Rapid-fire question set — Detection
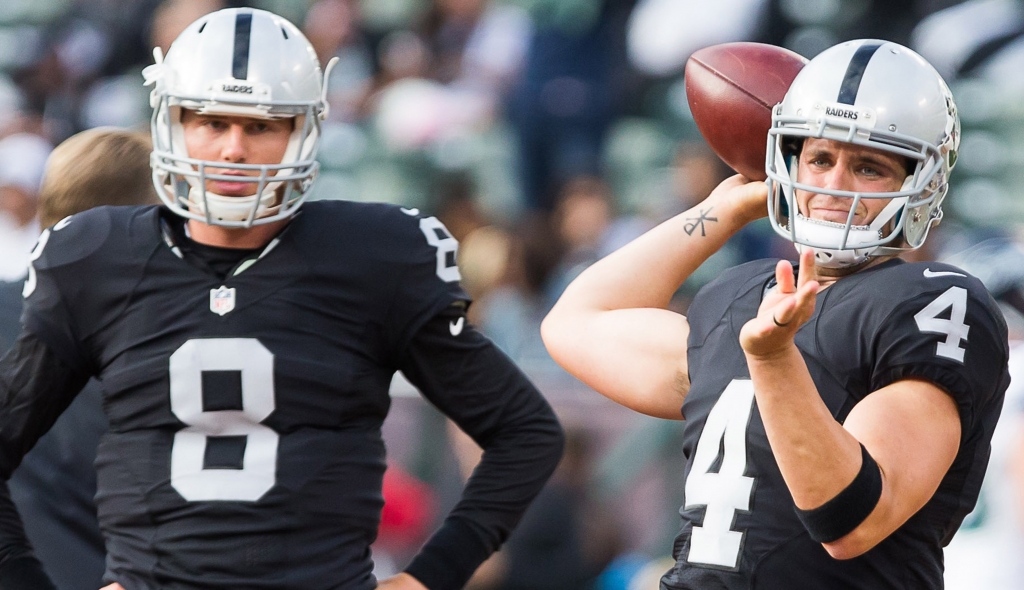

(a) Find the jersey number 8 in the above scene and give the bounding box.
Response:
[169,338,278,502]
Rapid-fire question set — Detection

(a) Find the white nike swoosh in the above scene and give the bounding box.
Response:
[400,207,420,216]
[923,268,966,278]
[53,216,73,231]
[449,317,465,336]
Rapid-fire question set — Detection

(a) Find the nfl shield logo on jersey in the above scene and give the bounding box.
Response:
[209,286,236,316]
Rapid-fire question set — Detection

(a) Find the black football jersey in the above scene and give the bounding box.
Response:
[663,258,1009,590]
[18,202,472,589]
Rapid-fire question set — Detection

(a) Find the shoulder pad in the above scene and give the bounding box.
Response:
[33,205,160,271]
[32,207,114,270]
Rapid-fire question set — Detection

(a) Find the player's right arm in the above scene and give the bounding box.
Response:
[541,175,768,419]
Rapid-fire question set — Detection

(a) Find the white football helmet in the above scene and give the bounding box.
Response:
[765,39,960,268]
[144,8,337,227]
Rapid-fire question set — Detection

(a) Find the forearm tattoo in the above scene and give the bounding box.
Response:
[684,208,718,237]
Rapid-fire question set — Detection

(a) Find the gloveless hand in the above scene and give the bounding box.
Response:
[704,174,770,227]
[739,247,820,359]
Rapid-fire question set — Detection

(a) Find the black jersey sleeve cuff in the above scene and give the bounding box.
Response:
[0,555,56,590]
[403,517,492,590]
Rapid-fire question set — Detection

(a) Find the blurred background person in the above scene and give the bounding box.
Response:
[0,127,159,590]
[0,132,51,280]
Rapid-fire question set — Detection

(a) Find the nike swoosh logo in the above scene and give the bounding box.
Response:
[449,317,465,336]
[53,216,73,231]
[400,207,420,216]
[923,268,966,278]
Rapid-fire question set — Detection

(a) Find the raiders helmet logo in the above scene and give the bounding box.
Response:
[221,84,253,94]
[825,106,858,120]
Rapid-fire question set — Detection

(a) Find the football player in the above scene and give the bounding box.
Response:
[543,40,1008,588]
[0,8,563,590]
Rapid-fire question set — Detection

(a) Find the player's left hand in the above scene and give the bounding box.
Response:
[739,247,820,358]
[376,572,429,589]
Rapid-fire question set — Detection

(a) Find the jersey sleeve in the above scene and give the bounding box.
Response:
[384,211,471,355]
[397,305,564,590]
[869,281,1009,434]
[20,210,114,375]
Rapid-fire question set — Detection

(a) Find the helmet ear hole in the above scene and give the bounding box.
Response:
[782,138,802,160]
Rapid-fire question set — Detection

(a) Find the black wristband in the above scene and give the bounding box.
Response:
[794,443,883,544]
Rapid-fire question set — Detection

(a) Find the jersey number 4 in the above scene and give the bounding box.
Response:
[914,286,969,362]
[169,338,278,502]
[684,379,756,569]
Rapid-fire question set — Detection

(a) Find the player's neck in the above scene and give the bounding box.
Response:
[187,218,290,249]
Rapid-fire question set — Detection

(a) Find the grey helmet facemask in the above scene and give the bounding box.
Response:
[765,39,960,268]
[144,8,338,228]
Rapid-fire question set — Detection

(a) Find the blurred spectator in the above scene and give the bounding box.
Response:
[1,127,158,590]
[149,0,226,54]
[0,132,51,280]
[434,171,488,241]
[547,175,617,296]
[458,224,512,312]
[507,0,633,211]
[912,0,1024,88]
[304,0,375,123]
[371,0,531,155]
[373,463,440,579]
[425,0,532,95]
[755,0,947,57]
[474,212,563,371]
[0,77,25,136]
[626,0,766,76]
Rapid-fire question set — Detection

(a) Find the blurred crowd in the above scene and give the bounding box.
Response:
[0,0,1023,588]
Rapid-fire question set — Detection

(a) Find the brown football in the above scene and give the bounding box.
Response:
[685,42,808,180]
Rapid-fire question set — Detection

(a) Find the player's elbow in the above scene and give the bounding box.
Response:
[540,306,574,365]
[821,527,884,560]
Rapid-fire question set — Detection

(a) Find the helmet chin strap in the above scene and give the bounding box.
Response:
[186,184,279,223]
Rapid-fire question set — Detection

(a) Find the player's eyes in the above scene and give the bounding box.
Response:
[248,123,279,134]
[858,165,886,178]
